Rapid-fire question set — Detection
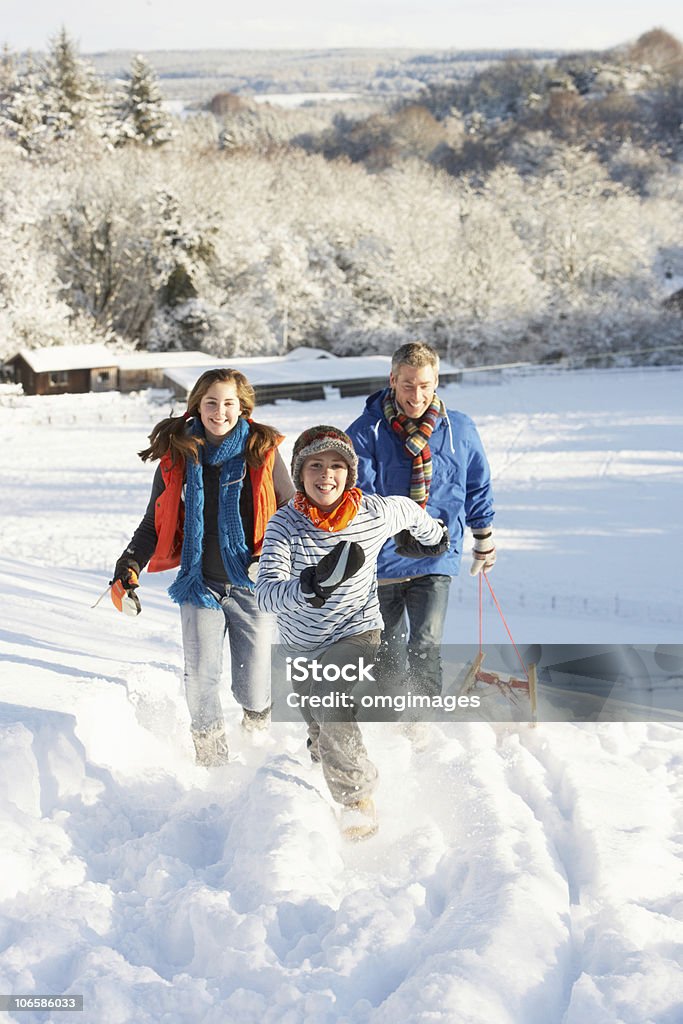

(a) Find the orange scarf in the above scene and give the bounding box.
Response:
[293,487,362,532]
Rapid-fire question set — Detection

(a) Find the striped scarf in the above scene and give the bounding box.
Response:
[168,417,251,609]
[382,390,444,507]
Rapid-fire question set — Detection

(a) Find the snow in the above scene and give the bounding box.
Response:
[0,365,682,1023]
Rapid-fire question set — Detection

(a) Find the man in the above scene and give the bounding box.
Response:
[346,341,495,701]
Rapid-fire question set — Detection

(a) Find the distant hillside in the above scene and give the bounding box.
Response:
[3,30,681,367]
[84,47,566,105]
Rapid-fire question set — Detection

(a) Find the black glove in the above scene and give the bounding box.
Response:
[111,553,141,590]
[300,541,366,607]
[110,553,142,615]
[393,522,450,559]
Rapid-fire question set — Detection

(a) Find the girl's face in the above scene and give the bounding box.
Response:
[301,452,349,510]
[198,381,241,444]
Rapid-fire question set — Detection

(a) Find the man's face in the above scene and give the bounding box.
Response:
[390,363,438,419]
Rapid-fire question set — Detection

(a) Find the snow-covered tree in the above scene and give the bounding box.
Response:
[0,52,48,153]
[42,27,108,143]
[0,151,103,358]
[1,87,680,366]
[114,55,174,147]
[41,151,218,349]
[0,44,15,98]
[146,298,220,352]
[498,149,651,298]
[44,160,165,340]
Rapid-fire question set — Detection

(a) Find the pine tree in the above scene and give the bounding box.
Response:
[0,43,15,100]
[0,51,48,153]
[115,55,174,146]
[42,27,108,141]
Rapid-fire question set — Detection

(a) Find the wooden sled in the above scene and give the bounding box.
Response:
[457,651,538,725]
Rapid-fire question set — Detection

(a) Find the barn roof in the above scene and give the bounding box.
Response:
[15,345,118,373]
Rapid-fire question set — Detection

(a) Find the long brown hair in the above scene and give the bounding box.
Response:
[139,368,282,467]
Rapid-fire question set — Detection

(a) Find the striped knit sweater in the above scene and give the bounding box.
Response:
[255,493,443,654]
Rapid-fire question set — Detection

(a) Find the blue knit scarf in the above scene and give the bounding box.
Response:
[168,417,252,609]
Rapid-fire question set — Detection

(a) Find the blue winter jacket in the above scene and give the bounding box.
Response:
[347,389,494,578]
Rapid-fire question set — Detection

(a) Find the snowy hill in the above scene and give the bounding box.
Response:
[0,367,682,1022]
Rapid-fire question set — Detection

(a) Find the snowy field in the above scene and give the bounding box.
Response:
[0,366,682,1023]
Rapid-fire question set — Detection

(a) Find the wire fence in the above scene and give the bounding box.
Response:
[455,344,683,384]
[452,580,683,627]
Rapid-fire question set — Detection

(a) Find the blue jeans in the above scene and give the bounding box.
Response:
[179,582,275,732]
[376,574,451,699]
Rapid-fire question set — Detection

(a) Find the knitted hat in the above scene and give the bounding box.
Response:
[291,425,358,491]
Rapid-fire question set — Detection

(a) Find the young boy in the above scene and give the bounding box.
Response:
[255,425,448,840]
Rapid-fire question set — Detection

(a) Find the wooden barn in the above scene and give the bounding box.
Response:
[4,345,119,397]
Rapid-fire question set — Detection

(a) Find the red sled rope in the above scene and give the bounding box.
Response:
[459,571,538,723]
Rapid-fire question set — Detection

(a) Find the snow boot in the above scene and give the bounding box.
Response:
[340,797,378,842]
[241,705,272,733]
[192,722,230,766]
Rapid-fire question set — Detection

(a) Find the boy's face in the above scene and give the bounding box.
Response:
[301,452,349,510]
[390,363,438,419]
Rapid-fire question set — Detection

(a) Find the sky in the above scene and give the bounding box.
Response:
[4,0,683,54]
